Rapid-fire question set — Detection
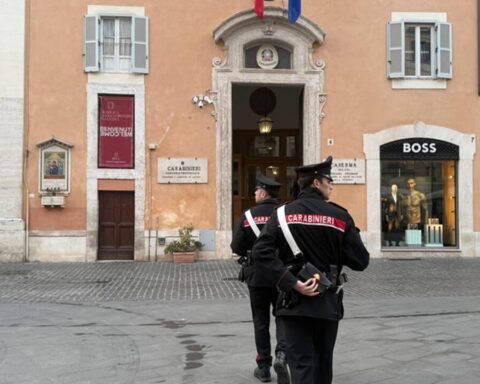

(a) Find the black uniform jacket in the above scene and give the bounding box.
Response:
[252,188,370,320]
[231,198,278,287]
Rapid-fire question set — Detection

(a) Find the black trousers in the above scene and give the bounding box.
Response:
[248,286,287,367]
[282,316,339,384]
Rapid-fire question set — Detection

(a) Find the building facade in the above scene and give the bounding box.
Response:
[0,0,26,261]
[5,0,480,261]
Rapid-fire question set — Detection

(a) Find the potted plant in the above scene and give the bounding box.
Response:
[164,225,203,263]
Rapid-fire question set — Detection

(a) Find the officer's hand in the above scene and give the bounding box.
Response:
[294,278,320,297]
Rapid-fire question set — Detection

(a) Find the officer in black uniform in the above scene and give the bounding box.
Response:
[252,157,369,384]
[231,174,289,384]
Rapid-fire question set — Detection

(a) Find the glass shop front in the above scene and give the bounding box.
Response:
[380,138,458,249]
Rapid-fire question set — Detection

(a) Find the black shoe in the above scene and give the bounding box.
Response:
[273,352,290,384]
[254,366,271,382]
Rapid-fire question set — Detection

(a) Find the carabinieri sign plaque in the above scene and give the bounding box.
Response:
[157,158,208,184]
[330,159,365,184]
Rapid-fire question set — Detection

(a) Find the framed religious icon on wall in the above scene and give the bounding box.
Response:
[37,137,73,193]
[256,44,279,69]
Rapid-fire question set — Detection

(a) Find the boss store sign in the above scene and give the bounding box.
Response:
[380,138,459,160]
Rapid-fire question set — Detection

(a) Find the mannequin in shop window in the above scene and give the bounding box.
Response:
[382,184,402,246]
[402,178,428,229]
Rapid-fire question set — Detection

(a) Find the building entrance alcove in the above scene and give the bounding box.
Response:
[212,7,326,257]
[232,84,303,226]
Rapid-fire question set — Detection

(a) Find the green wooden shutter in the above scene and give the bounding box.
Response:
[84,15,99,72]
[436,22,452,79]
[387,22,404,78]
[132,16,149,74]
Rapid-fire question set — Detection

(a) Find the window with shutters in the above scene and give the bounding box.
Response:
[387,13,451,88]
[83,15,149,74]
[101,18,132,72]
[404,24,434,77]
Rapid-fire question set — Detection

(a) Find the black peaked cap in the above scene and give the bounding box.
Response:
[256,174,282,192]
[295,156,333,180]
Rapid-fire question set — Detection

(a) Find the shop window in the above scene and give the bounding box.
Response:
[380,139,458,248]
[387,17,451,80]
[84,15,149,73]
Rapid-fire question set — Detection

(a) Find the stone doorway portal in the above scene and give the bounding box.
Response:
[212,8,326,257]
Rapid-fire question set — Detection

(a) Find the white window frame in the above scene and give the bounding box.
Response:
[404,23,435,78]
[100,17,132,73]
[389,12,449,90]
[84,5,148,75]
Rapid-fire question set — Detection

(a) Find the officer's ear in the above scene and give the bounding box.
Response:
[312,178,322,189]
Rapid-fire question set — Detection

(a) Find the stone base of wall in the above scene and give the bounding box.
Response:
[12,229,480,262]
[28,232,86,262]
[475,232,480,257]
[369,231,480,258]
[0,219,25,262]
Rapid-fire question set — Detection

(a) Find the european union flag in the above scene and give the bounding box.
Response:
[288,0,301,23]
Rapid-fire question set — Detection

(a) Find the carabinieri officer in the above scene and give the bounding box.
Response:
[231,174,290,384]
[252,157,369,384]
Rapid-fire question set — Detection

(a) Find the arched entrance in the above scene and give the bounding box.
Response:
[212,7,327,256]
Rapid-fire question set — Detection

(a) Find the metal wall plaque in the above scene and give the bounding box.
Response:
[157,158,208,184]
[330,159,365,184]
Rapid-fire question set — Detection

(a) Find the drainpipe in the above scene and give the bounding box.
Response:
[23,0,30,262]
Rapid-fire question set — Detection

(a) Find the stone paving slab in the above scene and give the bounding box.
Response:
[1,258,480,303]
[1,296,479,384]
[1,258,480,383]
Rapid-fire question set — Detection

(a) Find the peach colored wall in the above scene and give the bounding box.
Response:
[27,0,479,232]
[145,0,224,229]
[306,0,479,229]
[27,0,88,230]
[98,179,135,191]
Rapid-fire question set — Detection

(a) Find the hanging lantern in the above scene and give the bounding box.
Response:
[250,87,276,134]
[258,116,273,134]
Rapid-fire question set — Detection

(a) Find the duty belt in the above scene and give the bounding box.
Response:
[290,262,348,295]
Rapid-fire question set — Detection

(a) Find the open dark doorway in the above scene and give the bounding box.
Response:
[232,84,304,227]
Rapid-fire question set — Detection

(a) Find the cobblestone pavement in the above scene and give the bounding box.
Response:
[0,258,479,303]
[0,258,479,384]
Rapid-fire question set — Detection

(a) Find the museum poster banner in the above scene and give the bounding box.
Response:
[98,95,134,168]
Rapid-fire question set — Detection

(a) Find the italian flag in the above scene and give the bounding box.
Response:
[254,0,264,20]
[288,0,301,23]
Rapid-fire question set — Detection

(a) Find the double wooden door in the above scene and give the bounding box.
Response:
[232,130,302,226]
[98,191,134,260]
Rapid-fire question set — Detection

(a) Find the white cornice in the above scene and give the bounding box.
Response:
[213,7,325,45]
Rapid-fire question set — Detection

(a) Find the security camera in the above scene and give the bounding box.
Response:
[198,101,204,108]
[192,96,199,104]
[204,95,212,104]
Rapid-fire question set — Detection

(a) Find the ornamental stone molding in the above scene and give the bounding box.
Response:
[213,7,325,46]
[86,83,146,262]
[364,122,477,258]
[211,7,327,257]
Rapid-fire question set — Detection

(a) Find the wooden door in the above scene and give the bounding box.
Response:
[98,191,134,260]
[232,130,302,226]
